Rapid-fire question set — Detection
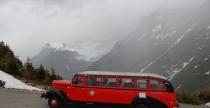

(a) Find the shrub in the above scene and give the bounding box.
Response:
[177,89,201,105]
[199,86,210,103]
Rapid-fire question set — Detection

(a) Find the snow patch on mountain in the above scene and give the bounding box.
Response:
[69,42,110,61]
[43,42,110,61]
[153,24,162,35]
[169,56,195,81]
[197,47,202,50]
[176,34,185,44]
[44,42,75,52]
[176,84,182,90]
[141,24,196,72]
[203,57,209,62]
[0,70,42,91]
[152,24,177,40]
[44,42,66,50]
[175,24,196,44]
[194,65,198,69]
[152,24,169,39]
[137,31,146,41]
[205,71,210,75]
[206,102,210,107]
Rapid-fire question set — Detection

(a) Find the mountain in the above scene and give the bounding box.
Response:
[0,41,62,86]
[31,42,93,79]
[89,1,210,91]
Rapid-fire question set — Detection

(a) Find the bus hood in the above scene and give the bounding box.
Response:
[52,80,71,86]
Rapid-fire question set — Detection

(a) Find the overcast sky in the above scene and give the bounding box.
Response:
[0,0,205,61]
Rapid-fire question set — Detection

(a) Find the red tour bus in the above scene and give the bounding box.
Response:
[41,71,178,108]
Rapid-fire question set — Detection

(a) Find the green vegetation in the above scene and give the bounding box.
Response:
[177,87,210,105]
[177,90,200,105]
[0,42,23,76]
[23,57,62,85]
[199,86,210,103]
[0,41,62,86]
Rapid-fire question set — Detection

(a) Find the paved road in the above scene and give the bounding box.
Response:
[0,88,208,108]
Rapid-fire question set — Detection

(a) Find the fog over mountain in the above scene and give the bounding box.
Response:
[90,1,210,90]
[0,0,205,61]
[31,42,93,79]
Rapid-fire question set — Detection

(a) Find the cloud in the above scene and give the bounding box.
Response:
[0,0,205,61]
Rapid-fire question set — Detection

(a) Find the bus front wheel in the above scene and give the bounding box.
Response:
[136,104,149,108]
[48,96,63,108]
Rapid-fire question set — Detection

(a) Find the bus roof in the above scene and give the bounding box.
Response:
[77,71,167,80]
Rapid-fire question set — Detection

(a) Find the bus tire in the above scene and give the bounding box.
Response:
[48,96,63,108]
[136,104,149,108]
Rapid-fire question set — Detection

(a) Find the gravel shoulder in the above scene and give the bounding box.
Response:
[0,88,208,108]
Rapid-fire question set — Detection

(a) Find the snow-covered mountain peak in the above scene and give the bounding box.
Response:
[32,42,98,78]
[41,42,110,61]
[43,42,67,50]
[42,42,94,61]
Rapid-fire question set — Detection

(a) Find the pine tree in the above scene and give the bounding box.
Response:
[43,70,51,84]
[34,64,46,81]
[23,57,34,80]
[6,55,23,75]
[50,69,62,80]
[56,74,63,80]
[50,69,57,80]
[0,41,23,76]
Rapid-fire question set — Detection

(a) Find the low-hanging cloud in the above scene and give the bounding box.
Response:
[0,0,205,61]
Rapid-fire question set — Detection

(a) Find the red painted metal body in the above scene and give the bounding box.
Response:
[51,73,177,108]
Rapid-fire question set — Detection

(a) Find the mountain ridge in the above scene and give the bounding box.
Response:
[31,42,93,79]
[89,2,210,91]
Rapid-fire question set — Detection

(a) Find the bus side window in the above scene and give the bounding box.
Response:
[86,77,101,86]
[136,79,148,89]
[150,79,165,90]
[72,76,83,86]
[103,78,118,87]
[120,78,134,88]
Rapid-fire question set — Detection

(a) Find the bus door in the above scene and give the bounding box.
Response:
[70,75,85,101]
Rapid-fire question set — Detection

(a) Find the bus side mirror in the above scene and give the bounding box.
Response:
[72,78,78,85]
[73,80,78,84]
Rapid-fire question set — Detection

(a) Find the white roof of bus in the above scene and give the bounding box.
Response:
[78,71,167,80]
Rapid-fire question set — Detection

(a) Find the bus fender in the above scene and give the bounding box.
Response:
[131,96,152,107]
[131,96,169,108]
[41,88,69,105]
